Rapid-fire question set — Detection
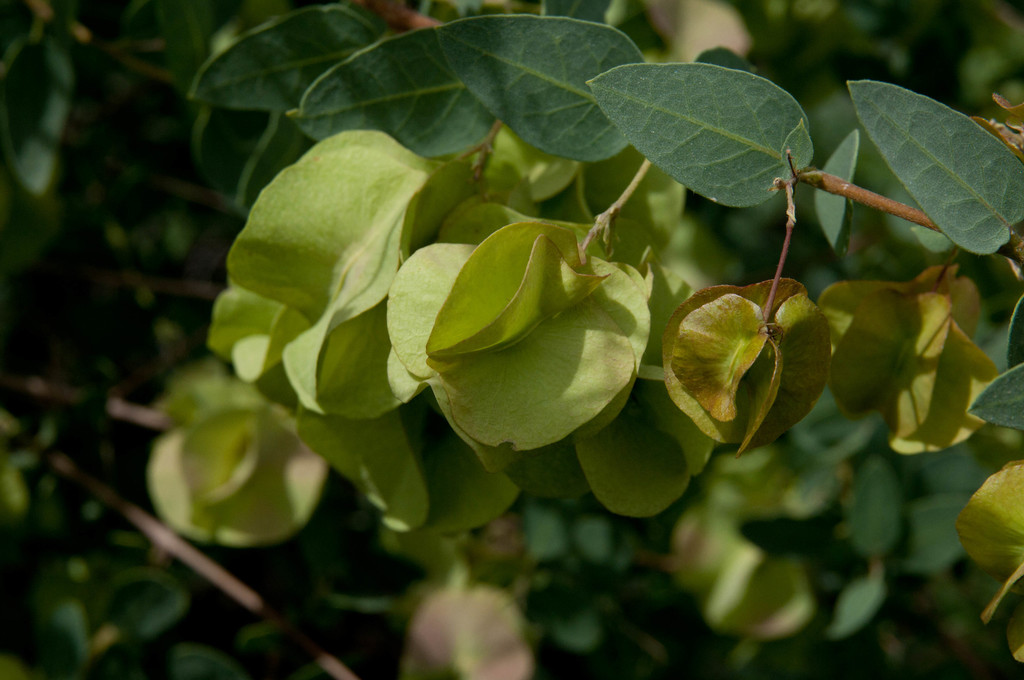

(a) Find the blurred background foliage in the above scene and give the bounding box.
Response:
[0,0,1023,678]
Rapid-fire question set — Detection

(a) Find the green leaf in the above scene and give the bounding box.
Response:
[295,28,494,157]
[155,0,214,93]
[191,4,385,111]
[167,643,252,680]
[297,408,429,532]
[486,126,581,202]
[1009,294,1024,368]
[306,302,400,419]
[191,107,268,201]
[663,280,828,452]
[848,80,1024,254]
[782,119,813,169]
[590,63,811,206]
[236,113,311,209]
[1009,601,1024,662]
[902,493,968,574]
[970,362,1024,431]
[427,223,605,359]
[502,440,591,498]
[847,456,903,558]
[388,243,475,381]
[401,588,533,679]
[814,129,859,256]
[704,553,815,640]
[421,430,519,532]
[575,392,691,517]
[436,15,642,161]
[106,570,190,641]
[542,0,610,22]
[148,406,327,546]
[669,293,767,422]
[228,130,436,320]
[825,571,886,640]
[433,294,636,450]
[208,284,284,360]
[0,38,74,194]
[891,322,995,453]
[828,290,951,436]
[39,600,89,680]
[639,261,692,371]
[957,462,1024,621]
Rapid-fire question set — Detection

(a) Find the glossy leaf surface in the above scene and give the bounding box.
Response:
[849,80,1024,254]
[154,0,212,93]
[437,15,642,161]
[590,63,812,206]
[191,4,385,111]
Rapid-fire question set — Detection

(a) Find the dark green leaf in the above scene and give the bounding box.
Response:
[825,571,886,640]
[106,570,190,641]
[155,0,214,93]
[542,0,610,22]
[969,363,1024,430]
[814,129,859,256]
[192,4,385,111]
[191,107,268,199]
[1009,294,1024,368]
[437,15,642,161]
[590,63,811,206]
[167,643,252,680]
[39,600,89,680]
[0,38,74,194]
[902,493,968,574]
[847,456,902,558]
[849,80,1024,254]
[522,501,569,560]
[296,27,493,157]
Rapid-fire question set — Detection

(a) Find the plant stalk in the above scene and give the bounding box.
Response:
[763,178,796,320]
[44,450,363,680]
[579,159,652,262]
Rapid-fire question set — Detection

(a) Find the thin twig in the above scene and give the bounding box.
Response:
[0,374,173,430]
[763,153,799,319]
[464,119,504,181]
[35,262,225,301]
[797,170,939,232]
[348,0,440,30]
[43,450,363,680]
[579,159,652,262]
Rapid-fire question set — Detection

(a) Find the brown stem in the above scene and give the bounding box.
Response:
[34,262,225,301]
[348,0,440,31]
[763,171,798,320]
[799,169,1024,269]
[797,170,940,232]
[0,374,172,430]
[43,451,362,680]
[579,159,652,261]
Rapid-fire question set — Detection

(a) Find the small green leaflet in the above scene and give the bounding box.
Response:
[191,4,386,111]
[437,15,642,161]
[814,130,859,256]
[849,80,1024,255]
[295,28,494,157]
[0,38,74,195]
[825,570,886,640]
[847,456,902,558]
[970,362,1024,431]
[590,63,812,207]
